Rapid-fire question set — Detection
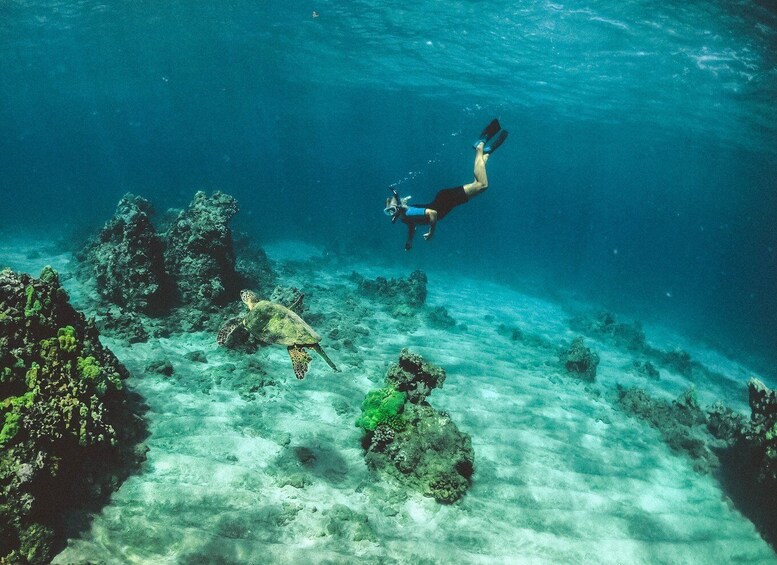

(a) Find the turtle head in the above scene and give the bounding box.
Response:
[240,289,259,310]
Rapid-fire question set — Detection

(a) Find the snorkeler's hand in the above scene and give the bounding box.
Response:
[405,242,412,251]
[423,232,432,241]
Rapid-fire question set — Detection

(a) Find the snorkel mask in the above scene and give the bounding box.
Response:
[385,188,409,223]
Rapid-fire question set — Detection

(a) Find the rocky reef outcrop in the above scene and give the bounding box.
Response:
[357,350,474,504]
[745,378,777,483]
[163,191,240,310]
[614,378,777,549]
[80,194,169,313]
[78,191,276,338]
[352,270,427,312]
[615,386,718,473]
[0,267,146,564]
[560,336,600,382]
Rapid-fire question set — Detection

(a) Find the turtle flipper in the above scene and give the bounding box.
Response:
[310,343,340,373]
[288,345,312,379]
[217,317,243,346]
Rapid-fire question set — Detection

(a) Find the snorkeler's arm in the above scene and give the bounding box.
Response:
[423,209,438,240]
[405,224,416,251]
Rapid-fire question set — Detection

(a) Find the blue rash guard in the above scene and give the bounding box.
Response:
[402,186,469,225]
[402,205,429,225]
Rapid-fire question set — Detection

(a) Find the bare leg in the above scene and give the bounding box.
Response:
[462,142,489,199]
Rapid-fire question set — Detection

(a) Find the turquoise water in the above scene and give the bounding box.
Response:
[2,3,777,562]
[2,1,776,364]
[2,1,775,365]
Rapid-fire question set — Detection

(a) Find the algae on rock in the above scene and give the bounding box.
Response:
[356,349,473,504]
[0,266,146,564]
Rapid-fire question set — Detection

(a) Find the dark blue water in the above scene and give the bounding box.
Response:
[1,1,776,368]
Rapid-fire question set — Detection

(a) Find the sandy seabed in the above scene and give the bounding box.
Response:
[2,237,775,565]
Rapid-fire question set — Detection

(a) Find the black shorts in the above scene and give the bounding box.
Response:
[422,185,468,220]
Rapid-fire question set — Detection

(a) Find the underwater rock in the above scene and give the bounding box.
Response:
[706,401,745,446]
[660,347,693,377]
[163,191,240,310]
[0,267,146,564]
[81,193,170,313]
[560,336,600,381]
[615,386,717,473]
[426,305,456,329]
[352,270,427,309]
[269,285,304,314]
[384,348,446,404]
[569,311,646,351]
[356,350,474,504]
[745,378,777,483]
[184,350,208,363]
[323,504,374,541]
[233,233,276,296]
[497,323,523,341]
[97,306,149,344]
[145,359,174,377]
[632,359,660,380]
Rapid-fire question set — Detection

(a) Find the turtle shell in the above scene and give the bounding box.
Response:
[243,300,320,346]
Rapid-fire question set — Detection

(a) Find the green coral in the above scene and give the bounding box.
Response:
[25,362,40,389]
[0,392,35,447]
[24,285,42,318]
[77,356,102,380]
[57,326,78,352]
[355,387,407,432]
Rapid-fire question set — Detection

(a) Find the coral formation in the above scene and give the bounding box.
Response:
[163,191,240,309]
[426,306,456,329]
[78,192,276,339]
[355,387,407,432]
[615,386,717,473]
[357,350,473,504]
[352,270,427,308]
[560,336,600,381]
[0,267,146,564]
[746,378,777,483]
[569,311,646,351]
[81,194,169,313]
[384,348,446,404]
[568,311,701,380]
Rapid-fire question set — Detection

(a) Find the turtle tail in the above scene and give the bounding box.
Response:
[310,344,340,373]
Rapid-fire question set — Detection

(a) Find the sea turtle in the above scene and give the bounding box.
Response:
[217,289,340,379]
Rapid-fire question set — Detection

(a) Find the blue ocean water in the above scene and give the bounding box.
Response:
[1,0,776,367]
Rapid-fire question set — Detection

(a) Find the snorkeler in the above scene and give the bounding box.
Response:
[384,119,508,251]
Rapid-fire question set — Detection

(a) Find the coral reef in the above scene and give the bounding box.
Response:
[78,192,276,339]
[426,306,456,329]
[615,386,717,473]
[568,311,703,380]
[0,267,146,564]
[352,270,427,309]
[232,233,276,297]
[80,194,169,313]
[384,349,446,404]
[163,191,240,309]
[560,336,599,382]
[357,350,473,504]
[631,359,660,380]
[746,378,777,483]
[569,311,646,351]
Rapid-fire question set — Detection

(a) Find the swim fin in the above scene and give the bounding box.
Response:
[473,118,501,149]
[484,129,508,154]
